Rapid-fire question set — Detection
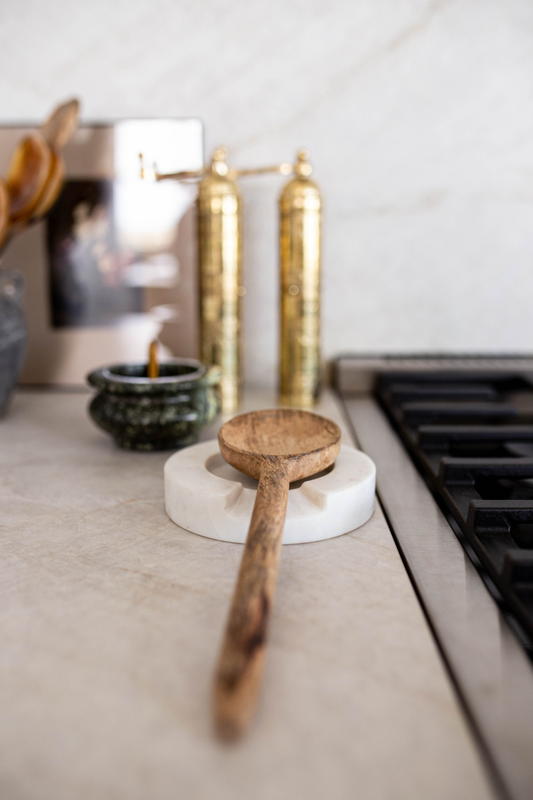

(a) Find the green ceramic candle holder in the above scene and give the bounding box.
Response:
[87,359,220,451]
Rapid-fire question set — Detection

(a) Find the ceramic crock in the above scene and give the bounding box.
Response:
[0,269,27,415]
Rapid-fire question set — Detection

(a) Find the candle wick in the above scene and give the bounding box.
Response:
[148,339,159,379]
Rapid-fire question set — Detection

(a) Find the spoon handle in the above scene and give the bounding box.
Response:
[213,462,290,739]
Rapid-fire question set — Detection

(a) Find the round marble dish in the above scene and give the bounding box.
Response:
[164,441,376,544]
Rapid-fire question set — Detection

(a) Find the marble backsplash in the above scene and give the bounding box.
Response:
[1,0,532,386]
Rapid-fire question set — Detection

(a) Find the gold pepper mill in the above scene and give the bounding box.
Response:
[196,148,242,413]
[279,149,322,407]
[141,148,291,414]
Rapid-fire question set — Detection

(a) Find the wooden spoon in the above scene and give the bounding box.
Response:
[31,151,65,219]
[0,178,10,250]
[40,98,80,152]
[6,132,52,222]
[214,408,341,739]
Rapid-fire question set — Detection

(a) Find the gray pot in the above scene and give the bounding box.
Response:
[0,270,27,415]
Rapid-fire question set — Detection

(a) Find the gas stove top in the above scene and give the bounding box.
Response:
[337,356,533,800]
[378,371,533,650]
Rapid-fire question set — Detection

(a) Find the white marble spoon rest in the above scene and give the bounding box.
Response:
[164,441,376,544]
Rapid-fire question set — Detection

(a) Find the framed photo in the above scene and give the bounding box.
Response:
[0,118,203,385]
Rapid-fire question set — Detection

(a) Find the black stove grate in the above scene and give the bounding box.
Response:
[377,371,533,646]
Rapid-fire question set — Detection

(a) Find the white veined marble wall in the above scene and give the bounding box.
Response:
[1,0,532,386]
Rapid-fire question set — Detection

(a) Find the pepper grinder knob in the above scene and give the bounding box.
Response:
[295,148,313,178]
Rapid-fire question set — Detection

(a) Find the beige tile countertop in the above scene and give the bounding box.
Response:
[0,389,494,800]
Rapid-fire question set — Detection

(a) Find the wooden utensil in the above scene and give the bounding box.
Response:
[0,178,10,250]
[214,408,341,739]
[31,151,65,219]
[40,98,80,152]
[148,339,159,379]
[6,133,52,222]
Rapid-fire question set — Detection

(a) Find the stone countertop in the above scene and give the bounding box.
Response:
[0,389,493,800]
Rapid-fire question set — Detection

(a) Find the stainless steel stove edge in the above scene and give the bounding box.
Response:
[338,386,533,800]
[335,355,533,394]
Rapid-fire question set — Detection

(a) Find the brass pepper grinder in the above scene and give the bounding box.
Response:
[141,148,291,414]
[196,148,242,413]
[279,149,322,407]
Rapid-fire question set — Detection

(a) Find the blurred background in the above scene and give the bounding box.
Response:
[1,0,532,386]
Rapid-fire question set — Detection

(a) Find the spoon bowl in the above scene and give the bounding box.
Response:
[219,408,341,481]
[214,409,341,739]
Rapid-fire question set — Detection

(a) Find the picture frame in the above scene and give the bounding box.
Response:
[0,118,203,385]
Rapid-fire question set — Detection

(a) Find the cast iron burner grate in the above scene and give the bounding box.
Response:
[377,371,533,647]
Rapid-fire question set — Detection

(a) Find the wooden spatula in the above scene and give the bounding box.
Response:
[214,408,341,739]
